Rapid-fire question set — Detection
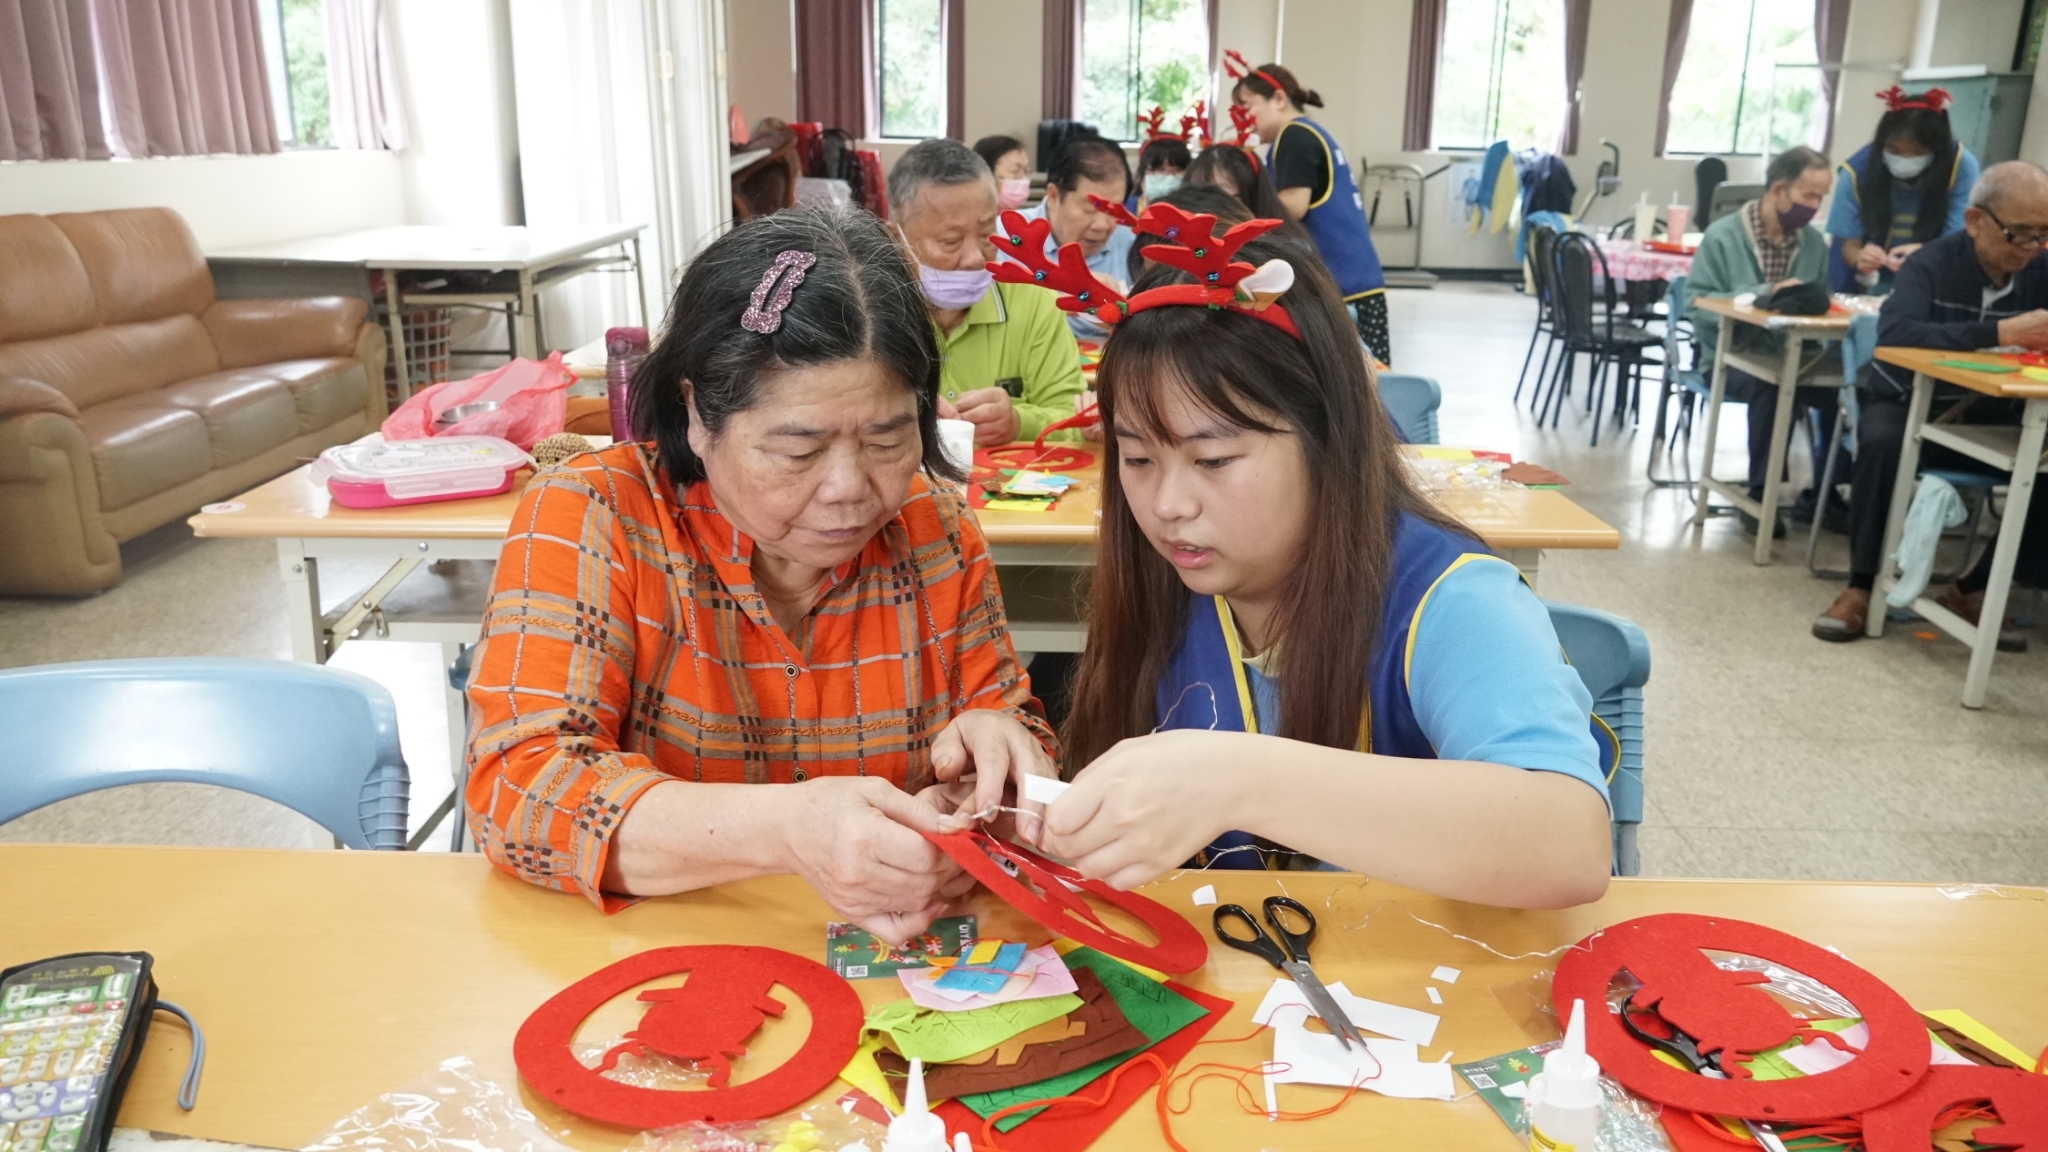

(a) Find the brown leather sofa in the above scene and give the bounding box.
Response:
[0,208,387,596]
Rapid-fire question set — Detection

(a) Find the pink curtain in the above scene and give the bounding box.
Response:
[96,0,280,157]
[1812,0,1851,151]
[327,0,408,150]
[795,0,868,135]
[1555,0,1591,155]
[0,0,110,159]
[1041,0,1077,122]
[1653,0,1694,157]
[1402,0,1446,153]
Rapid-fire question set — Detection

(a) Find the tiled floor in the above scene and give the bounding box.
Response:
[3,281,2043,884]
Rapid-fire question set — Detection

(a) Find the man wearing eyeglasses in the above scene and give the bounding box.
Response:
[1814,161,2048,647]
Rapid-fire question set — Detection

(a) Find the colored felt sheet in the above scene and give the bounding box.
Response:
[900,946,1078,1012]
[932,976,1230,1150]
[955,947,1212,1131]
[875,968,1147,1099]
[863,990,1083,1064]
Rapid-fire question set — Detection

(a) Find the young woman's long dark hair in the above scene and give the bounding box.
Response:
[629,206,961,488]
[1187,145,1293,222]
[1858,108,1957,249]
[1061,238,1462,769]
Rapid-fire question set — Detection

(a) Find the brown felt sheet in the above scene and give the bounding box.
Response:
[876,968,1146,1098]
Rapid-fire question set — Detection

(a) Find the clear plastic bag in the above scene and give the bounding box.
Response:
[626,1101,886,1152]
[300,1056,576,1152]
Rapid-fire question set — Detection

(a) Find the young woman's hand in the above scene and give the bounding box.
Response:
[1885,243,1922,271]
[1850,241,1888,275]
[1039,730,1255,889]
[929,708,1060,845]
[782,776,969,943]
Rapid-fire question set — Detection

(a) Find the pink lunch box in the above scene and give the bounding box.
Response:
[313,436,532,509]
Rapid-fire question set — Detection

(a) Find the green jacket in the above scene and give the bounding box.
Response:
[937,281,1087,442]
[1686,205,1829,373]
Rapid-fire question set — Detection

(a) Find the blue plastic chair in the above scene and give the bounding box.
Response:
[1647,274,1710,486]
[1805,312,1996,579]
[1377,373,1442,445]
[0,658,410,850]
[1543,602,1651,877]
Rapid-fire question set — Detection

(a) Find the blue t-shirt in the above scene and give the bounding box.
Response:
[1014,200,1135,341]
[1242,556,1607,804]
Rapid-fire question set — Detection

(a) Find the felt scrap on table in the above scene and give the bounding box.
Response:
[1426,986,1442,1005]
[982,497,1055,513]
[1266,1006,1456,1099]
[1923,1008,2039,1069]
[932,976,1231,1149]
[1003,470,1074,495]
[1190,884,1217,906]
[1930,359,2020,373]
[954,947,1213,1131]
[1430,965,1461,984]
[1048,938,1167,984]
[875,967,1148,1099]
[1249,977,1441,1046]
[1500,461,1568,487]
[1414,447,1475,462]
[901,945,1076,1012]
[839,1033,902,1113]
[863,989,1083,1064]
[1019,774,1070,805]
[2026,366,2048,383]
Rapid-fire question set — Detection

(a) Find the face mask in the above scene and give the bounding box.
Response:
[1884,150,1933,181]
[1777,201,1818,233]
[918,263,993,310]
[1143,173,1183,200]
[998,178,1031,209]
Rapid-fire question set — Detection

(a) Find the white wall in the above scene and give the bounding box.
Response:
[0,151,406,250]
[391,0,523,228]
[726,0,796,128]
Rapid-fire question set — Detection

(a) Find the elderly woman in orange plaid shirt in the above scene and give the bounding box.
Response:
[464,207,1059,940]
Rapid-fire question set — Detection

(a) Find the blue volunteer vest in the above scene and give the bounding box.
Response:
[1155,513,1615,869]
[1267,118,1385,300]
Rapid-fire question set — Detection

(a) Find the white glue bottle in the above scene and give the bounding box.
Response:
[1525,999,1602,1152]
[883,1058,952,1152]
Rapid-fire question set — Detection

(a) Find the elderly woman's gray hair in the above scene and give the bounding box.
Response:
[885,138,994,220]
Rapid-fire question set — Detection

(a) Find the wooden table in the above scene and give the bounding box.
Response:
[1868,348,2048,708]
[207,225,648,404]
[1688,298,1852,564]
[10,844,2042,1152]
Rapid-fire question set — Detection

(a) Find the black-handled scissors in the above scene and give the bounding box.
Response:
[1213,896,1367,1049]
[1620,1006,1791,1152]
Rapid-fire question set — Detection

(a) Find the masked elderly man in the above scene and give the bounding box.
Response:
[1813,160,2048,648]
[887,138,1086,446]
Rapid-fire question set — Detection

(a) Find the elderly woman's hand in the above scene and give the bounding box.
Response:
[784,776,976,943]
[927,709,1060,846]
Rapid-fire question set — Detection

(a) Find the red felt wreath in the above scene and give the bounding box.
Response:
[974,444,1096,474]
[926,830,1209,974]
[1552,914,1928,1123]
[1862,1064,2048,1152]
[514,945,862,1128]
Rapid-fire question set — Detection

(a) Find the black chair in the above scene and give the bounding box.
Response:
[1515,224,1564,407]
[1694,157,1728,226]
[1538,232,1662,446]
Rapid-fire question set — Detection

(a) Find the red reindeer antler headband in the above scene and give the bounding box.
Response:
[1191,100,1211,149]
[1224,49,1288,98]
[1138,106,1169,140]
[986,203,1299,340]
[1877,85,1951,113]
[1139,104,1207,144]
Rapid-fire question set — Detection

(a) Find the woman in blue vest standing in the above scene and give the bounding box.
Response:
[1230,60,1393,364]
[1019,223,1611,909]
[1825,87,1979,294]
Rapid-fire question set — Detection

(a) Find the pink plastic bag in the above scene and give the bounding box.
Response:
[381,353,573,450]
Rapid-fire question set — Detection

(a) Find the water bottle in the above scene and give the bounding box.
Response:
[605,327,649,444]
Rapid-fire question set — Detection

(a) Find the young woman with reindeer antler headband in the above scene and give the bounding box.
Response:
[1226,51,1392,365]
[989,204,1616,910]
[1826,85,1981,294]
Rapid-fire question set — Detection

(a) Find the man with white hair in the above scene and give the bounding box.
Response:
[1813,160,2048,646]
[887,138,1086,446]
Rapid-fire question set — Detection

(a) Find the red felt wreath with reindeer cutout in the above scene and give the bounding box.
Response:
[1552,914,1928,1123]
[1861,1063,2048,1151]
[514,945,862,1129]
[926,830,1209,974]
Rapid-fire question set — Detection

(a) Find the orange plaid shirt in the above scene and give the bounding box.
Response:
[464,443,1055,909]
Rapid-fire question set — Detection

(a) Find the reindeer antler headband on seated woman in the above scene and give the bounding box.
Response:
[1877,85,1951,113]
[985,201,1300,340]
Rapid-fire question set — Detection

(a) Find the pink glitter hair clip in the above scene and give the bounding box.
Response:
[740,249,818,334]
